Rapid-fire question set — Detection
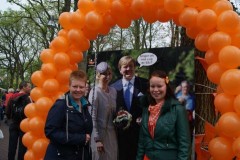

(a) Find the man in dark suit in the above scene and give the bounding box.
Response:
[111,55,148,160]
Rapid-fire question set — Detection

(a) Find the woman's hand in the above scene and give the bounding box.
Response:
[85,134,90,145]
[96,141,104,153]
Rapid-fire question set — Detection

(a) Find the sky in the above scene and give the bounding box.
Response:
[0,0,20,11]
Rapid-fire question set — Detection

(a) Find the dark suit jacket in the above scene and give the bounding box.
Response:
[111,76,148,160]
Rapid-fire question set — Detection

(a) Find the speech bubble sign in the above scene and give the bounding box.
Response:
[137,52,157,67]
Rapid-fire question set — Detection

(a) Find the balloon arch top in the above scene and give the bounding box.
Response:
[20,0,240,159]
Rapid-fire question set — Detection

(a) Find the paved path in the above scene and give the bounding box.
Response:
[0,120,9,160]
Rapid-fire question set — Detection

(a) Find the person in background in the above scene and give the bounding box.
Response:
[44,70,93,160]
[6,81,32,160]
[111,55,148,160]
[136,70,191,160]
[4,88,15,124]
[85,80,91,99]
[88,62,118,160]
[0,90,7,125]
[175,80,195,136]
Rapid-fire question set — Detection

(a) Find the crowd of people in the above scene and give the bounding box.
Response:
[1,55,195,160]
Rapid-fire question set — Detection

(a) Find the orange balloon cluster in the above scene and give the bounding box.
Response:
[21,0,240,159]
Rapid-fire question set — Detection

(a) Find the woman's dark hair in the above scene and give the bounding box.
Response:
[148,70,175,105]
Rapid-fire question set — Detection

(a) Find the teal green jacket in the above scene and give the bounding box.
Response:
[136,96,191,160]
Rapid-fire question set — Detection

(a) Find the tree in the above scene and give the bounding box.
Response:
[0,11,41,88]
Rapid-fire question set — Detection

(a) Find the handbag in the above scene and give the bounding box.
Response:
[0,129,4,139]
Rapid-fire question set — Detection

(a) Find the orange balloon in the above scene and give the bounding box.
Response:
[115,14,131,28]
[85,11,103,31]
[142,9,158,23]
[214,122,227,137]
[98,24,111,36]
[234,95,240,116]
[111,0,125,17]
[218,112,240,138]
[205,50,219,65]
[69,63,78,71]
[53,52,70,69]
[207,63,226,84]
[42,79,60,95]
[58,12,73,29]
[219,45,240,69]
[35,97,53,116]
[217,10,240,34]
[40,49,55,64]
[67,49,83,64]
[41,63,57,78]
[29,117,45,136]
[77,0,94,14]
[208,136,235,160]
[212,0,233,15]
[220,69,240,95]
[31,71,46,87]
[22,132,37,149]
[184,0,199,8]
[102,12,115,27]
[164,0,184,14]
[195,31,212,52]
[50,36,69,52]
[179,7,198,28]
[231,28,240,48]
[142,0,159,23]
[58,29,68,38]
[186,24,201,39]
[30,87,46,102]
[208,32,231,53]
[68,29,90,51]
[198,0,218,10]
[130,0,144,16]
[68,29,86,44]
[233,137,240,158]
[56,68,72,84]
[197,9,217,31]
[70,11,85,29]
[214,93,235,114]
[20,118,30,133]
[32,138,49,158]
[82,26,98,40]
[157,8,173,23]
[51,91,65,102]
[24,149,36,160]
[24,103,38,119]
[59,84,70,93]
[171,14,181,26]
[111,1,131,28]
[216,85,224,94]
[94,0,111,14]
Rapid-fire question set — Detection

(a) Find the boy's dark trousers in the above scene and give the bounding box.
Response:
[8,121,27,160]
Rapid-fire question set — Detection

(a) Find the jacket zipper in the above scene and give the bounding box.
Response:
[66,109,69,142]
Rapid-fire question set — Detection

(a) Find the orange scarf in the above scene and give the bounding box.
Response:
[148,101,164,138]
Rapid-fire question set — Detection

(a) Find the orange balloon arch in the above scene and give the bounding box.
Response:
[21,0,240,159]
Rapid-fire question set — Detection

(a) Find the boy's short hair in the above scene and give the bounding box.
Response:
[69,70,87,85]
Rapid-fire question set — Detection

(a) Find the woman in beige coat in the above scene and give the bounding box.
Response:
[88,62,118,160]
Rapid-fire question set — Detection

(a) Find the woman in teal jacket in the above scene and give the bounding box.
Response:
[136,70,191,160]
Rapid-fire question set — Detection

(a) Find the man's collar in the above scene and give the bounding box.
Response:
[122,76,135,86]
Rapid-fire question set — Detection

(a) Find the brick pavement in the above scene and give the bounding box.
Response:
[0,120,9,160]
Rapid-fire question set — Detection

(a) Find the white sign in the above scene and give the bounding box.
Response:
[137,52,157,67]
